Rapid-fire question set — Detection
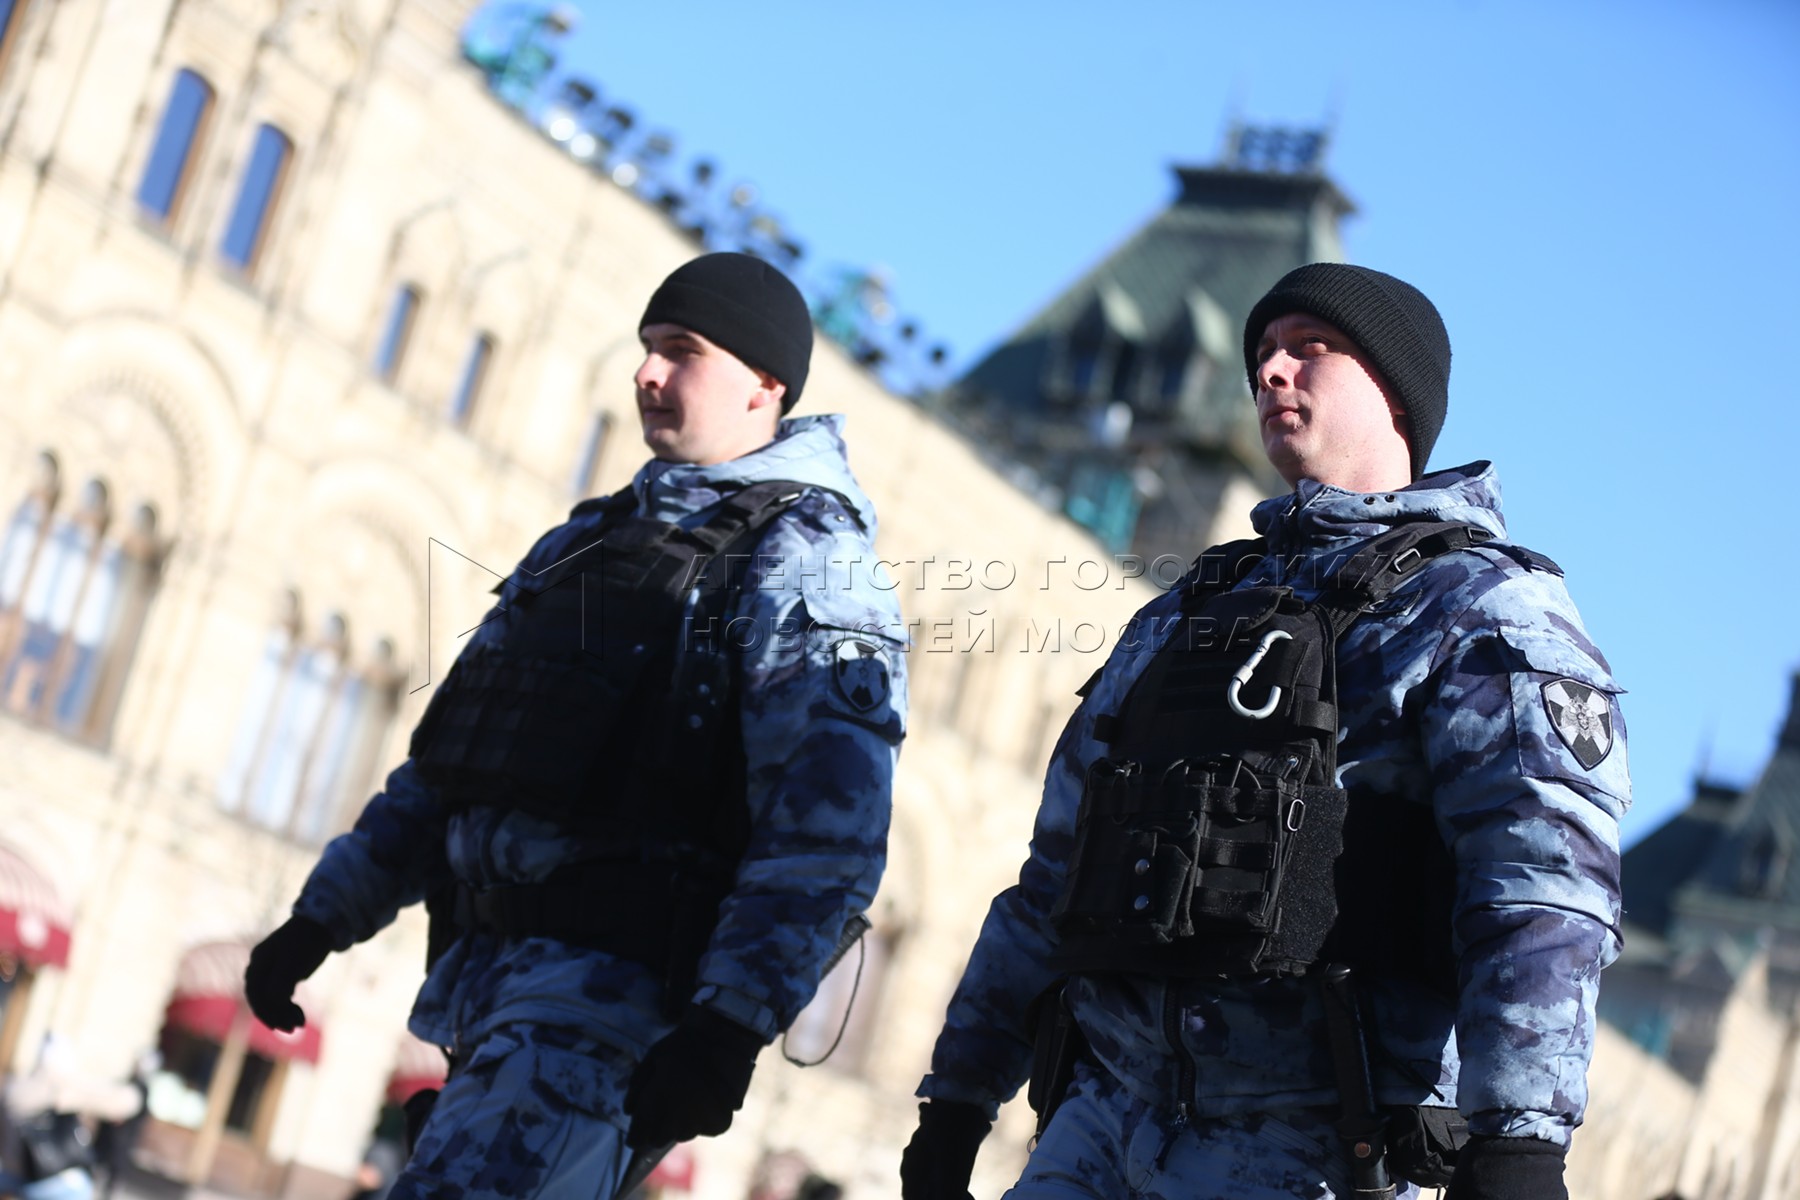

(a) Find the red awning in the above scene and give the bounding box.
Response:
[647,1144,695,1192]
[0,842,73,969]
[386,1033,449,1105]
[164,941,323,1064]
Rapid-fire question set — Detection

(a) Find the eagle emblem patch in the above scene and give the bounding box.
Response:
[1542,678,1614,770]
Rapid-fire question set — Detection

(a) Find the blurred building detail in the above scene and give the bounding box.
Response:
[136,66,216,225]
[934,128,1350,561]
[459,2,577,110]
[142,940,325,1193]
[382,1033,445,1109]
[1569,673,1800,1198]
[456,1,949,401]
[0,2,1147,1198]
[0,842,73,1074]
[0,452,167,743]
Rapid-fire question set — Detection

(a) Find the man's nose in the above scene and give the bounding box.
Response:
[1257,351,1295,394]
[635,355,665,390]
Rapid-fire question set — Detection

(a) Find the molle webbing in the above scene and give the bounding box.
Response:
[407,479,816,824]
[1050,521,1490,986]
[412,479,831,1005]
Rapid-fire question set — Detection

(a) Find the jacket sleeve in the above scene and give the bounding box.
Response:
[915,703,1090,1119]
[1423,563,1627,1147]
[689,500,909,1038]
[914,592,1170,1117]
[291,757,455,949]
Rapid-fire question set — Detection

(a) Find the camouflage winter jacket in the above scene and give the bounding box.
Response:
[918,462,1625,1149]
[294,415,908,1078]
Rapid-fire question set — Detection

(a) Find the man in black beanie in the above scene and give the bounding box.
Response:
[246,253,908,1199]
[635,251,816,463]
[1242,262,1451,486]
[904,263,1624,1200]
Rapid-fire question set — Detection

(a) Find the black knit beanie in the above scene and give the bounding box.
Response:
[640,252,813,412]
[1242,263,1451,479]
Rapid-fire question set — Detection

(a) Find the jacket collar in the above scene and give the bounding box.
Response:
[628,414,877,533]
[1249,460,1508,560]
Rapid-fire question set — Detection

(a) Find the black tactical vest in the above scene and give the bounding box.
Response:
[1050,522,1496,991]
[408,479,818,836]
[408,480,857,1005]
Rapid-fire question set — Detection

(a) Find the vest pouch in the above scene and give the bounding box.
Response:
[410,651,651,809]
[1052,767,1350,978]
[1384,1104,1469,1187]
[1181,781,1292,935]
[1057,814,1203,946]
[1052,760,1205,945]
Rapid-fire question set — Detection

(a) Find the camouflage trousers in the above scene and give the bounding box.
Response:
[388,1023,637,1200]
[1006,1061,1422,1200]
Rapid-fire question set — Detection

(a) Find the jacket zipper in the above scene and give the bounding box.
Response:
[1156,980,1196,1168]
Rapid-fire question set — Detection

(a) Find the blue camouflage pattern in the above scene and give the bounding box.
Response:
[919,462,1625,1169]
[391,1023,632,1200]
[1006,1059,1420,1199]
[293,415,907,1195]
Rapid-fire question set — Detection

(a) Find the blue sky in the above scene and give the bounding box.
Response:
[493,0,1800,846]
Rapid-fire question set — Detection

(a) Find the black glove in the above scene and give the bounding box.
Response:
[1445,1134,1567,1200]
[243,915,333,1032]
[899,1100,992,1200]
[623,1005,764,1149]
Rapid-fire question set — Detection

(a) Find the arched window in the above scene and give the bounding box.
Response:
[1110,341,1140,403]
[218,603,401,842]
[1065,328,1104,397]
[569,411,613,497]
[448,332,495,426]
[1740,828,1789,900]
[220,123,293,272]
[136,68,214,224]
[1051,285,1146,407]
[0,453,163,744]
[371,284,422,383]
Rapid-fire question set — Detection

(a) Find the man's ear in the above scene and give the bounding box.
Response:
[748,370,786,414]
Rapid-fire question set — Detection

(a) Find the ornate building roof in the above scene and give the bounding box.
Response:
[939,127,1354,560]
[1604,674,1800,1082]
[1624,676,1800,943]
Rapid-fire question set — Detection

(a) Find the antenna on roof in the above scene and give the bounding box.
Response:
[1322,81,1345,148]
[1695,718,1716,783]
[1218,79,1248,162]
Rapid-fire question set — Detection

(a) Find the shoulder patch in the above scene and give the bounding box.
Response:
[831,636,892,714]
[1542,677,1614,769]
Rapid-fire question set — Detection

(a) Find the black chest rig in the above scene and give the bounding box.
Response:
[408,479,816,841]
[1049,522,1491,989]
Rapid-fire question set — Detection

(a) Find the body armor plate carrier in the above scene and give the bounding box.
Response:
[1049,522,1493,991]
[407,480,830,1002]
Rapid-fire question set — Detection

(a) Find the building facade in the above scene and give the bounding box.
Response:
[936,128,1352,563]
[0,2,1153,1197]
[1567,675,1800,1199]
